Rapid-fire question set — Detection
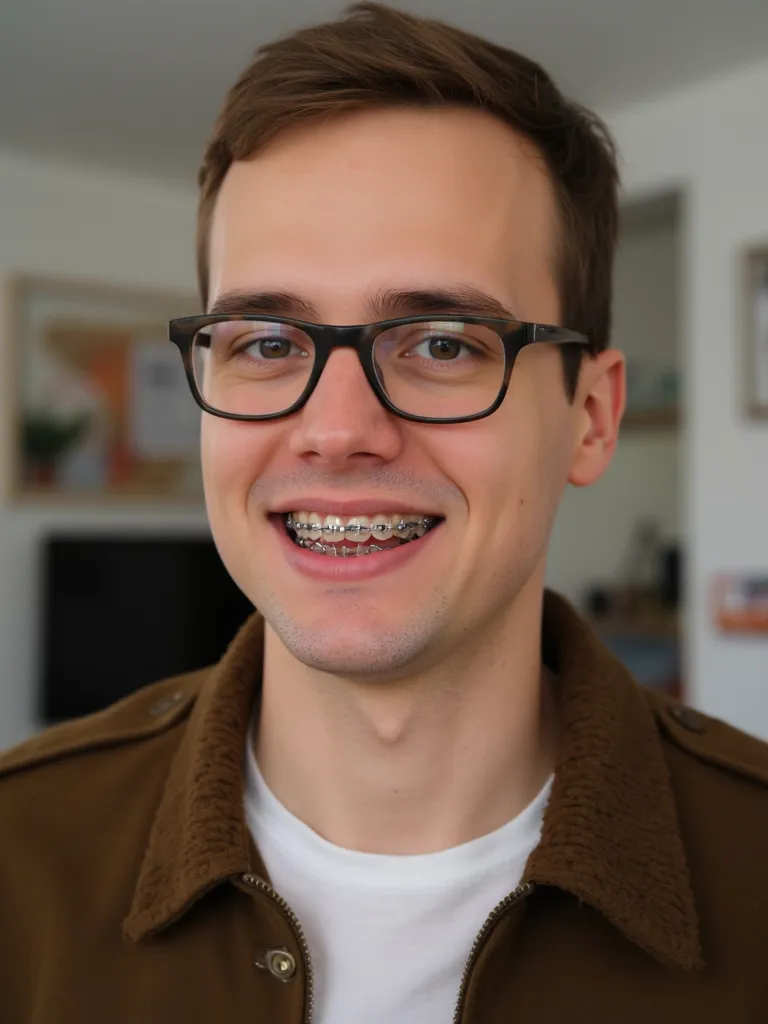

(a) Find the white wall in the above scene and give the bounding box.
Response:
[607,60,768,735]
[0,152,206,748]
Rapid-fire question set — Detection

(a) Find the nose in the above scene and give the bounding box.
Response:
[286,348,404,468]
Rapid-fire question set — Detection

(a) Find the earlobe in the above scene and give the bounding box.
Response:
[568,350,626,488]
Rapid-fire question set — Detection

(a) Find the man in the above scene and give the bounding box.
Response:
[2,4,767,1022]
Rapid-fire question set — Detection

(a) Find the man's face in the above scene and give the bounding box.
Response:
[205,106,602,679]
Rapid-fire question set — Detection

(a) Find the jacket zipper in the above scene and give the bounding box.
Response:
[242,875,316,1024]
[246,873,534,1024]
[451,881,535,1024]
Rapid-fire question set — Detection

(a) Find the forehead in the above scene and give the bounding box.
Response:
[208,106,559,317]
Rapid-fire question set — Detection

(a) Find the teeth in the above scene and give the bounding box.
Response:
[322,515,345,541]
[296,539,383,556]
[397,521,415,541]
[370,515,393,541]
[344,515,372,543]
[294,511,308,541]
[308,512,322,541]
[286,512,440,555]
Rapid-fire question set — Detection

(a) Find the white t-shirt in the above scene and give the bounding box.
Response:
[244,741,553,1024]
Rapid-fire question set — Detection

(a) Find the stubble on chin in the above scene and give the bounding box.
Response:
[264,591,450,681]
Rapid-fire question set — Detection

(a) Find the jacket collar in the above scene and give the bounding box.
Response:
[528,593,702,970]
[124,591,702,971]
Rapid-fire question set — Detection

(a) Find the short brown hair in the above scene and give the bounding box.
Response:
[197,2,619,393]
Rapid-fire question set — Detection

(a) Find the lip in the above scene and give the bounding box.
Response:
[270,497,441,518]
[271,514,442,583]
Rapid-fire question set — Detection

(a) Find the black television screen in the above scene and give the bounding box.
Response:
[40,534,254,723]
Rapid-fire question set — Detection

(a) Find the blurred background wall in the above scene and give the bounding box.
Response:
[0,3,766,747]
[0,155,205,747]
[551,56,768,734]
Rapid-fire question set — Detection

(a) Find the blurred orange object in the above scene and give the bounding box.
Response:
[712,574,768,634]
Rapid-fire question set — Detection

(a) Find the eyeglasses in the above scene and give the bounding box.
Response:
[168,314,590,425]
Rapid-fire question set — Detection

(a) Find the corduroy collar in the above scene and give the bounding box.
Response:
[124,591,702,971]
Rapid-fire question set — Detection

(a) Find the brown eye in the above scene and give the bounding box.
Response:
[427,336,463,360]
[256,337,293,359]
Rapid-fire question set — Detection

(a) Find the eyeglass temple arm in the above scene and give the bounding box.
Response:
[530,323,589,345]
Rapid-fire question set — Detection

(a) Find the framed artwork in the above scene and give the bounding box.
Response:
[744,246,768,419]
[3,273,202,502]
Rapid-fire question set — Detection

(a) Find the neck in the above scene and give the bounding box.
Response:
[254,587,557,855]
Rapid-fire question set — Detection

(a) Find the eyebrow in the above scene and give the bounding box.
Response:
[208,286,518,322]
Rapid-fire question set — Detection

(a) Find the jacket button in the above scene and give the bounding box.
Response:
[669,705,705,732]
[259,948,297,982]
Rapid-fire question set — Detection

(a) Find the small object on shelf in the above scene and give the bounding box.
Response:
[712,573,768,634]
[584,525,683,698]
[621,407,679,430]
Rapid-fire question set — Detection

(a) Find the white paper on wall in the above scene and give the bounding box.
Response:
[129,339,200,459]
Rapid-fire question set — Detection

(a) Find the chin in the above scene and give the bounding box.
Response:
[270,609,438,680]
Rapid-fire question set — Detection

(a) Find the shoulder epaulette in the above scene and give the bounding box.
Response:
[645,688,768,789]
[0,669,208,781]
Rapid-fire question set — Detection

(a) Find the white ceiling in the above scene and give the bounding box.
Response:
[2,0,768,187]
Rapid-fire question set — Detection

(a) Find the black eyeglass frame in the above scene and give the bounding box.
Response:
[168,313,591,425]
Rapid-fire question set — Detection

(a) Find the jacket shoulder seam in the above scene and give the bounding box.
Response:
[0,670,208,782]
[645,689,768,788]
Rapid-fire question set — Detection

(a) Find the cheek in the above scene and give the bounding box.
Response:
[201,419,270,511]
[445,374,571,548]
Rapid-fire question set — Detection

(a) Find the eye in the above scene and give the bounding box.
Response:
[408,333,474,361]
[248,336,297,360]
[422,335,464,360]
[235,331,311,363]
[202,320,312,362]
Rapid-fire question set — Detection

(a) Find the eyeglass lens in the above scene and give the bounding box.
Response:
[191,319,507,419]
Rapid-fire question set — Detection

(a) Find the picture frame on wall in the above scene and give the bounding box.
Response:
[3,273,202,503]
[744,246,768,419]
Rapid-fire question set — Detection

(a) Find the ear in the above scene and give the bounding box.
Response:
[568,349,626,488]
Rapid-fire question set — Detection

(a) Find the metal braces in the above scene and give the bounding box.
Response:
[286,515,438,536]
[294,539,386,556]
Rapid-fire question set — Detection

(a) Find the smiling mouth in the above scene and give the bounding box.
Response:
[284,513,443,557]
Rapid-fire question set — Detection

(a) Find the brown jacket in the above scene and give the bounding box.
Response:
[1,591,767,1023]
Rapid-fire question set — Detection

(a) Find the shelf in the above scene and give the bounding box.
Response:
[621,407,679,430]
[587,614,679,640]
